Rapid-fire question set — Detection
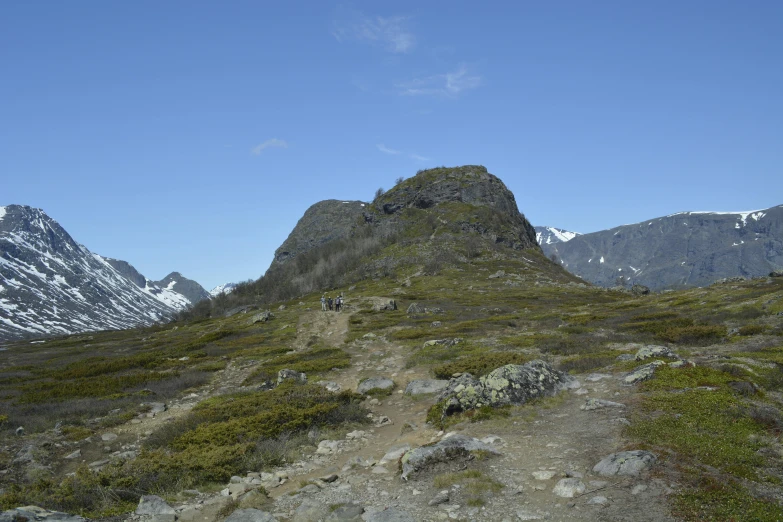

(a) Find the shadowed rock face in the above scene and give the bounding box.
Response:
[272,200,368,266]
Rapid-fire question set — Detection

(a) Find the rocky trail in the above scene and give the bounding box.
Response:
[21,301,677,522]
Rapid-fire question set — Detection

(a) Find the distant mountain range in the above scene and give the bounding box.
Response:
[537,205,783,290]
[0,205,208,341]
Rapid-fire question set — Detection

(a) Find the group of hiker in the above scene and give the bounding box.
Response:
[320,294,343,312]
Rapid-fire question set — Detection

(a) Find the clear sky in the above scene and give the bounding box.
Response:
[2,1,781,291]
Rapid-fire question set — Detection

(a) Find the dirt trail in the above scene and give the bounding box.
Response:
[92,298,676,521]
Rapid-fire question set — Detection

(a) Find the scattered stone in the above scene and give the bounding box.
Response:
[631,284,650,295]
[516,509,544,520]
[428,490,450,506]
[298,484,321,495]
[553,478,585,498]
[632,484,649,495]
[88,459,110,468]
[404,379,449,396]
[358,377,394,394]
[146,402,167,415]
[581,398,626,411]
[277,369,307,386]
[316,440,344,455]
[224,508,278,522]
[345,430,366,440]
[101,432,118,442]
[593,450,657,476]
[422,338,463,348]
[371,465,389,474]
[770,270,783,277]
[622,361,666,385]
[15,427,24,436]
[668,360,693,369]
[587,496,609,505]
[136,495,176,516]
[635,345,675,361]
[488,270,506,279]
[0,507,86,522]
[319,474,339,483]
[532,470,557,481]
[400,434,501,480]
[431,321,442,327]
[481,435,504,445]
[436,361,572,416]
[616,353,635,361]
[374,300,397,311]
[406,303,424,314]
[278,304,286,311]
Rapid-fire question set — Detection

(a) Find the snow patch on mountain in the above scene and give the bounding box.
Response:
[534,226,580,246]
[210,282,237,297]
[0,207,6,222]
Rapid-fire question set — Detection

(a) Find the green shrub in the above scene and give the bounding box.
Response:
[738,324,765,336]
[243,348,350,385]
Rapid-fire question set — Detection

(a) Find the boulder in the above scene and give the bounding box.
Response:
[634,346,675,361]
[631,284,650,295]
[136,495,176,516]
[435,361,571,416]
[404,379,449,396]
[406,303,424,314]
[593,450,657,477]
[277,369,307,386]
[357,377,395,394]
[400,434,501,480]
[224,508,278,522]
[422,338,463,348]
[379,444,411,465]
[622,361,666,385]
[374,300,397,311]
[770,270,783,278]
[552,478,585,497]
[249,311,274,324]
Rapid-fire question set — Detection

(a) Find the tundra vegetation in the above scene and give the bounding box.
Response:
[1,166,782,520]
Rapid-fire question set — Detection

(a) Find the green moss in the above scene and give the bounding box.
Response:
[673,478,783,521]
[432,352,532,379]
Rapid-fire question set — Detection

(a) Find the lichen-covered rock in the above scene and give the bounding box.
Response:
[277,369,307,386]
[622,361,666,385]
[137,495,176,516]
[249,311,273,324]
[400,434,501,480]
[593,450,657,476]
[357,377,394,394]
[422,338,463,348]
[435,360,571,416]
[552,478,585,497]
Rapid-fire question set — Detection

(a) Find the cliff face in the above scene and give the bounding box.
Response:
[272,200,368,267]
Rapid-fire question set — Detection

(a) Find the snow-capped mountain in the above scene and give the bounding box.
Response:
[538,205,783,290]
[534,226,580,246]
[209,282,237,297]
[0,205,208,341]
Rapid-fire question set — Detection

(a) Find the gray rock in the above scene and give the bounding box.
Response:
[64,449,81,459]
[422,338,463,348]
[622,361,666,385]
[292,499,329,522]
[635,345,675,361]
[428,490,450,506]
[552,478,585,497]
[374,300,397,311]
[616,353,635,361]
[317,380,342,392]
[101,432,118,442]
[357,377,394,394]
[400,434,501,480]
[406,303,424,314]
[631,284,651,295]
[404,379,449,396]
[249,311,274,324]
[277,369,307,386]
[379,444,411,465]
[136,495,176,516]
[14,427,24,436]
[298,484,321,495]
[224,508,278,522]
[363,508,416,522]
[587,496,609,505]
[435,360,571,416]
[771,270,783,277]
[325,502,364,521]
[593,450,657,476]
[581,398,625,411]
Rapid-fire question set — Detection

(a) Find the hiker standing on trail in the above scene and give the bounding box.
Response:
[320,295,326,311]
[335,295,342,312]
[328,296,333,311]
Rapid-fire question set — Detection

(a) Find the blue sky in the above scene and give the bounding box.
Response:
[2,1,781,290]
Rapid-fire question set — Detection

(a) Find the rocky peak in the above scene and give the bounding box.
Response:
[272,200,368,266]
[0,205,80,256]
[154,272,210,305]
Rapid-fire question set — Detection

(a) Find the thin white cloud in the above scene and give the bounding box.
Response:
[332,9,415,53]
[410,154,430,162]
[398,65,481,98]
[251,138,288,155]
[377,144,401,155]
